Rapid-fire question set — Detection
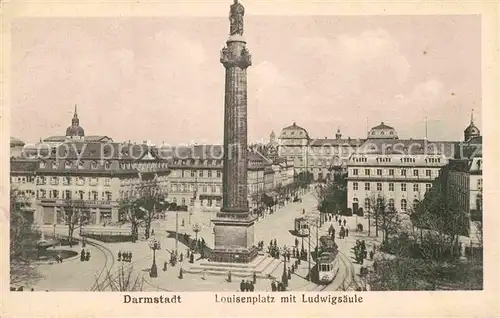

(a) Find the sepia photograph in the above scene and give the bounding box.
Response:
[2,0,499,317]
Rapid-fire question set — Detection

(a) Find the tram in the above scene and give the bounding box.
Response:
[316,235,340,284]
[293,217,309,237]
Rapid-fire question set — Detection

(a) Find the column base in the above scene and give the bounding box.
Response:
[211,212,257,264]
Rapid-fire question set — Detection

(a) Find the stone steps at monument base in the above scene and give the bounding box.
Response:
[184,256,282,278]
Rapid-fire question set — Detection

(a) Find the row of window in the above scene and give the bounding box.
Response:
[40,160,167,170]
[354,197,419,212]
[352,168,435,177]
[37,189,112,201]
[36,176,111,186]
[171,183,221,194]
[171,159,222,166]
[170,197,222,207]
[352,182,432,192]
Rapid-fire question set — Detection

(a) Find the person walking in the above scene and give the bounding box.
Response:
[80,249,86,262]
[343,219,346,227]
[118,250,122,262]
[271,281,277,292]
[345,228,349,237]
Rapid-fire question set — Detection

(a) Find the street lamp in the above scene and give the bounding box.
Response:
[282,246,290,288]
[148,237,161,278]
[192,223,202,242]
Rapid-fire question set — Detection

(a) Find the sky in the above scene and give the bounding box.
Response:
[11,14,481,145]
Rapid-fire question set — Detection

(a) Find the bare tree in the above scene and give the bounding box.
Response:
[93,264,144,291]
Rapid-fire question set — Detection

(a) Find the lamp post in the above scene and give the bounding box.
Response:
[307,226,311,281]
[282,246,289,288]
[148,237,161,278]
[192,223,202,252]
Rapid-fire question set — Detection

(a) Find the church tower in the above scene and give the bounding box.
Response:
[464,109,480,142]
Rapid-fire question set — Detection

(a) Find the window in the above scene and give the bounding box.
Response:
[413,184,419,192]
[401,199,407,211]
[52,161,58,169]
[105,191,112,201]
[208,170,213,178]
[413,169,419,177]
[51,176,59,185]
[65,161,72,169]
[211,185,216,193]
[377,169,382,176]
[413,199,419,210]
[104,178,111,187]
[365,169,370,176]
[202,185,207,193]
[426,183,431,191]
[377,183,382,191]
[353,182,358,191]
[389,183,394,191]
[51,190,59,199]
[401,183,407,191]
[78,161,84,169]
[389,169,394,176]
[190,170,195,177]
[91,161,98,169]
[104,161,110,169]
[426,169,431,177]
[477,178,483,190]
[199,170,203,177]
[401,169,407,177]
[365,183,370,191]
[353,169,358,176]
[64,190,71,199]
[181,198,186,206]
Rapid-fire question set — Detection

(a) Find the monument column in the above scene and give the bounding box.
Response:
[211,0,258,263]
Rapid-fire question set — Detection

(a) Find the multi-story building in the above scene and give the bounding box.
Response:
[277,122,363,181]
[10,109,170,226]
[442,114,482,239]
[346,122,456,215]
[161,145,293,212]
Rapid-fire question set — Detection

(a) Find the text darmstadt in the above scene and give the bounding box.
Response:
[123,294,182,304]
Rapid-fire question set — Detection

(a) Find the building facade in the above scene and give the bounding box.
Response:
[443,114,482,239]
[277,122,363,181]
[10,109,170,226]
[161,145,294,212]
[346,122,456,214]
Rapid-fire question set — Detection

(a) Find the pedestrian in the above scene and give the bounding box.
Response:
[295,237,299,247]
[343,219,346,226]
[118,250,122,262]
[249,281,255,292]
[85,251,91,261]
[129,252,133,262]
[271,281,276,292]
[335,215,338,222]
[345,228,349,237]
[80,248,86,262]
[287,252,290,262]
[151,229,155,236]
[240,280,245,292]
[253,272,257,284]
[338,219,341,226]
[163,260,168,271]
[369,250,374,261]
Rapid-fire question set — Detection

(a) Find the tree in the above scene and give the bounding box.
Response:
[118,178,166,241]
[10,188,40,260]
[368,195,402,244]
[92,264,144,291]
[314,180,347,215]
[61,199,86,244]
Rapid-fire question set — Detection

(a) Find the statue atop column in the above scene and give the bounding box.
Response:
[229,0,245,36]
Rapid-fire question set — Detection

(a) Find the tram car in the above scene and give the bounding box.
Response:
[316,235,340,284]
[293,217,309,237]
